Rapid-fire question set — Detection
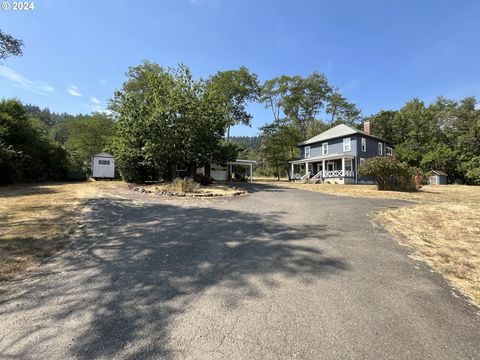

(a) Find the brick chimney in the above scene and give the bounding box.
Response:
[363,121,371,135]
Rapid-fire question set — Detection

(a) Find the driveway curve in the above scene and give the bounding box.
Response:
[1,184,479,359]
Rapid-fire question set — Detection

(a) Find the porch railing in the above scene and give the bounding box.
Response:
[299,171,310,182]
[323,170,355,178]
[309,171,323,183]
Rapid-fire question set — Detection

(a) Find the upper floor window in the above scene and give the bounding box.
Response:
[343,137,351,152]
[378,142,383,155]
[304,146,311,158]
[361,138,367,152]
[386,147,393,156]
[322,142,328,155]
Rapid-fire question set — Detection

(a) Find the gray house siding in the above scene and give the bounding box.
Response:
[356,135,389,182]
[300,136,357,160]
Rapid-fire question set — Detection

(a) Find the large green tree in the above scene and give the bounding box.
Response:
[64,114,116,171]
[326,91,361,126]
[207,66,260,141]
[0,100,68,183]
[368,96,480,182]
[110,62,234,182]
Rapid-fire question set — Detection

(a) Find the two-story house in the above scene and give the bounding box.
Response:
[289,122,393,184]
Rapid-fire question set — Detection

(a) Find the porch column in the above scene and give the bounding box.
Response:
[305,162,309,177]
[291,162,294,179]
[322,160,325,177]
[342,157,345,177]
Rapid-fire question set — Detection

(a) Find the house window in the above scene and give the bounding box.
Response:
[343,137,351,152]
[361,138,366,152]
[345,159,353,171]
[304,146,311,158]
[378,142,383,155]
[327,161,336,171]
[176,163,187,171]
[386,147,393,156]
[98,160,110,165]
[322,142,328,155]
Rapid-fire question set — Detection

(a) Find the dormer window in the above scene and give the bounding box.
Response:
[304,146,311,158]
[322,142,328,155]
[343,137,351,152]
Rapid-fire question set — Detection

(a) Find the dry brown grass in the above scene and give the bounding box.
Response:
[260,179,480,305]
[0,182,100,281]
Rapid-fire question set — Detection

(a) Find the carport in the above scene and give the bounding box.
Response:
[227,159,256,183]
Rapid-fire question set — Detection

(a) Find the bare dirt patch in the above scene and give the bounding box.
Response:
[129,182,246,197]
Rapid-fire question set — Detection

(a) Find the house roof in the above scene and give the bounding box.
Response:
[299,124,386,146]
[431,170,448,176]
[92,152,114,158]
[227,159,257,165]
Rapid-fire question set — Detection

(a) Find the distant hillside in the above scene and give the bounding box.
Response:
[230,136,262,149]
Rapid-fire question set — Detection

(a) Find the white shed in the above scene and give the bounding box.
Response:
[91,152,115,179]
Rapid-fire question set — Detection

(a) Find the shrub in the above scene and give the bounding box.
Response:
[358,157,418,192]
[465,167,480,185]
[168,177,200,193]
[193,173,212,185]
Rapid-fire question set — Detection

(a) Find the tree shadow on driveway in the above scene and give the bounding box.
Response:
[0,196,347,359]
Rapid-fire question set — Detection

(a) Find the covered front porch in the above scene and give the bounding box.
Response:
[289,154,356,184]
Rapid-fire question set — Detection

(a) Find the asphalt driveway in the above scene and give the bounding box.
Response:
[1,184,479,359]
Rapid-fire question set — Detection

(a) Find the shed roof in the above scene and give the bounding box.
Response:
[431,170,448,176]
[92,152,114,158]
[300,124,386,145]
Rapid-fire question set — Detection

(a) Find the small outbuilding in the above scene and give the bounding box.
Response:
[429,170,448,185]
[91,152,115,179]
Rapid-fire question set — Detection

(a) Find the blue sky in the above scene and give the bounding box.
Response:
[1,0,479,136]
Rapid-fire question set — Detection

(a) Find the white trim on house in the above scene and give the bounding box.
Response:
[289,153,355,165]
[361,138,366,152]
[378,142,383,155]
[322,142,328,155]
[304,146,311,158]
[343,137,351,152]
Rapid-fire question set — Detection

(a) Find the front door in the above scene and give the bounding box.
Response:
[316,163,323,174]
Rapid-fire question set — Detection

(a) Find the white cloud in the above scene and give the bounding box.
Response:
[91,97,101,104]
[0,65,54,95]
[82,103,112,115]
[99,79,107,85]
[67,85,82,97]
